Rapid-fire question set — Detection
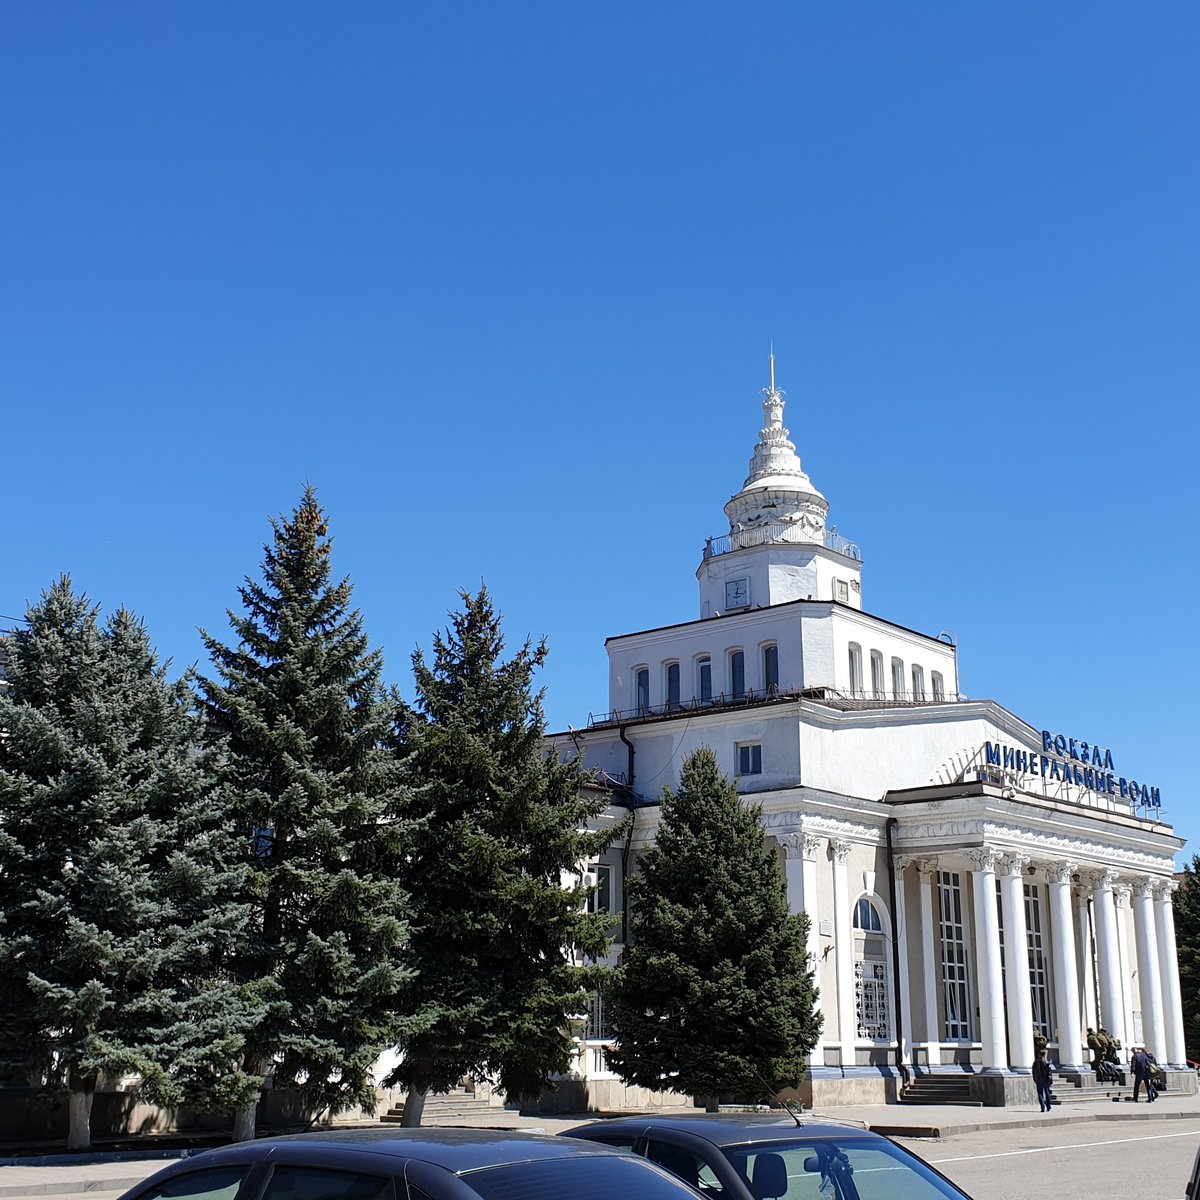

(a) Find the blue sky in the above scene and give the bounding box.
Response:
[3,4,1197,855]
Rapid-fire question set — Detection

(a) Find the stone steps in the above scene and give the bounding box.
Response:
[898,1077,982,1107]
[379,1090,497,1124]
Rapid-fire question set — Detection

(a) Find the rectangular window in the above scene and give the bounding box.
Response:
[1025,883,1053,1042]
[635,668,650,713]
[835,579,849,604]
[931,670,945,701]
[737,743,762,775]
[665,662,680,711]
[911,665,925,702]
[870,651,884,699]
[587,863,613,915]
[891,657,905,699]
[937,870,972,1040]
[762,644,779,694]
[698,657,712,703]
[730,650,745,699]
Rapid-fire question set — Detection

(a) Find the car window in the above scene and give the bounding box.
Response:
[464,1152,706,1200]
[135,1166,252,1199]
[725,1139,968,1200]
[261,1165,395,1200]
[584,1134,640,1153]
[646,1139,725,1196]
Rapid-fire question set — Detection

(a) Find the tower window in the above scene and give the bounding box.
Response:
[835,579,849,604]
[730,650,745,699]
[737,743,762,775]
[762,644,779,695]
[665,662,680,711]
[697,657,712,703]
[870,650,884,699]
[635,667,650,713]
[848,643,863,698]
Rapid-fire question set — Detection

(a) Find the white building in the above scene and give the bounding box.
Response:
[554,360,1189,1109]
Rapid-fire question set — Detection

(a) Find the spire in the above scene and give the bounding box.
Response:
[746,348,805,486]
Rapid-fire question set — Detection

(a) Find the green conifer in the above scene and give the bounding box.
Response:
[1174,855,1200,1062]
[606,746,821,1109]
[389,587,613,1125]
[198,487,415,1141]
[0,579,253,1150]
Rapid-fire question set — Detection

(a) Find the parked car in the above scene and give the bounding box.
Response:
[562,1113,974,1200]
[116,1127,708,1200]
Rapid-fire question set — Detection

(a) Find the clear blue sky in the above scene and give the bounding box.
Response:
[3,4,1197,855]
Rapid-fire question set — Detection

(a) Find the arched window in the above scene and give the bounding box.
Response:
[911,664,925,702]
[891,657,905,700]
[697,656,713,704]
[635,667,650,714]
[853,896,891,1040]
[729,650,745,700]
[870,650,884,699]
[848,643,863,698]
[665,662,681,711]
[931,670,945,702]
[762,644,779,695]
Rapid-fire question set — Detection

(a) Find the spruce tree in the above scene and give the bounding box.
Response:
[0,579,254,1150]
[606,746,821,1109]
[197,487,415,1142]
[389,587,613,1125]
[1174,855,1200,1062]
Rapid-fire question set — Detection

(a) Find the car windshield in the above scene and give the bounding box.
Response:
[464,1153,702,1200]
[722,1137,969,1200]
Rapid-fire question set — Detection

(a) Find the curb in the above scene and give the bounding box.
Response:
[0,1177,149,1198]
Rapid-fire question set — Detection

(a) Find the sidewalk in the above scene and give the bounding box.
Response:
[5,1093,1199,1199]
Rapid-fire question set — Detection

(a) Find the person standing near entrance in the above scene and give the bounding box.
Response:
[1131,1046,1158,1102]
[1033,1048,1054,1112]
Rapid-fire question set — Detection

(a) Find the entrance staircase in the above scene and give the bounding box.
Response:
[379,1088,498,1125]
[897,1075,981,1107]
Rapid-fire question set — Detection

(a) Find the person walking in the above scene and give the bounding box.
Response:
[1131,1045,1158,1102]
[1032,1048,1054,1113]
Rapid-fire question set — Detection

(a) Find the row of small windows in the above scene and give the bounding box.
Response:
[847,643,946,703]
[635,644,779,712]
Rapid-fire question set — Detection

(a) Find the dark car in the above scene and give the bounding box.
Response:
[561,1113,973,1200]
[115,1126,708,1200]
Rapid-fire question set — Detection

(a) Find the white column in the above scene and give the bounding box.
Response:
[831,839,857,1067]
[1047,860,1085,1069]
[1132,878,1166,1061]
[1075,887,1097,1039]
[916,858,941,1067]
[1154,880,1187,1068]
[999,853,1033,1070]
[893,860,913,1069]
[783,832,824,1060]
[1115,884,1136,1046]
[967,848,1008,1072]
[1092,869,1127,1056]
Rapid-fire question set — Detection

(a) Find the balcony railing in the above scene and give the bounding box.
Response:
[702,523,862,562]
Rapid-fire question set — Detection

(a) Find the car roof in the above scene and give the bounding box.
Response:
[569,1114,881,1149]
[197,1127,626,1173]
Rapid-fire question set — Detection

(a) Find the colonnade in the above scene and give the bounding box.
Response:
[782,834,1187,1074]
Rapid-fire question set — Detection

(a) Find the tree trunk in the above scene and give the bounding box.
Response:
[66,1076,95,1151]
[400,1088,427,1127]
[703,1095,720,1113]
[231,1056,266,1143]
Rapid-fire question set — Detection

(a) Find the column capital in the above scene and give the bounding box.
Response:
[1114,883,1133,908]
[998,852,1030,878]
[914,856,939,878]
[1133,877,1157,900]
[966,846,1003,873]
[829,838,852,865]
[1045,860,1078,885]
[1152,877,1179,901]
[781,832,822,861]
[1091,867,1120,892]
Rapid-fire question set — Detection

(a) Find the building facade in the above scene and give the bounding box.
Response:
[555,361,1189,1109]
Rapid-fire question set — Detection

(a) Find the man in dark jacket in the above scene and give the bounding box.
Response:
[1131,1046,1158,1102]
[1032,1049,1054,1112]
